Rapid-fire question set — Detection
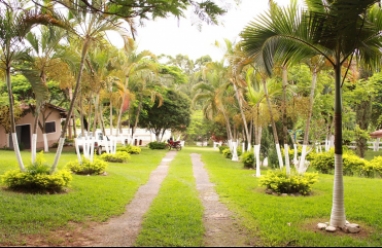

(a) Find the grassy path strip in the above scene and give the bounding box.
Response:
[89,150,176,247]
[134,150,204,247]
[190,153,253,247]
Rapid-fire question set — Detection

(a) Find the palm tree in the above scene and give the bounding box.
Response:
[0,1,62,171]
[113,37,157,137]
[241,0,382,230]
[245,66,280,176]
[50,1,128,172]
[193,61,234,143]
[221,39,253,149]
[23,25,67,158]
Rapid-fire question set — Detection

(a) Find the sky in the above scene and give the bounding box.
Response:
[107,0,296,61]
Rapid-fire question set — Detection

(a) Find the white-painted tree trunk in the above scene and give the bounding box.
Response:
[284,144,290,175]
[329,154,346,228]
[231,142,239,161]
[31,134,37,164]
[90,141,95,163]
[43,133,49,152]
[298,144,308,174]
[51,138,65,173]
[293,143,298,168]
[228,139,232,151]
[11,133,25,171]
[254,144,261,177]
[275,143,284,169]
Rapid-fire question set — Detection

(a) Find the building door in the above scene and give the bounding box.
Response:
[9,124,31,149]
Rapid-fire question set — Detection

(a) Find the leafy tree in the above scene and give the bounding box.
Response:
[139,88,191,141]
[241,0,382,230]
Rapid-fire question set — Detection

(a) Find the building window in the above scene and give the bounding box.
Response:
[45,122,56,134]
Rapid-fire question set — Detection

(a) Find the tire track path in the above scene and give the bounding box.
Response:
[86,151,176,247]
[191,153,252,247]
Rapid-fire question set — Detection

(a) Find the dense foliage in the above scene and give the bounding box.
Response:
[148,141,167,150]
[65,158,108,175]
[139,89,192,138]
[259,170,319,196]
[0,152,72,193]
[241,151,255,169]
[100,151,130,163]
[117,145,142,154]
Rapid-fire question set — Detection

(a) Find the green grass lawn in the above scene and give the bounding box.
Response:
[0,147,167,246]
[135,150,204,247]
[0,146,381,247]
[196,147,382,247]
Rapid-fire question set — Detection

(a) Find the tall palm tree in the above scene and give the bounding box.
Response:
[221,39,253,149]
[241,0,382,229]
[0,1,62,171]
[193,61,234,142]
[50,0,128,172]
[245,66,280,176]
[113,37,156,137]
[23,25,67,158]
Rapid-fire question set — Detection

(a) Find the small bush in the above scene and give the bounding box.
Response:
[342,153,368,176]
[222,148,232,159]
[100,152,130,163]
[310,149,368,176]
[148,141,167,150]
[0,152,72,193]
[65,158,107,175]
[259,170,319,196]
[117,145,141,154]
[309,149,335,174]
[219,145,229,154]
[361,156,382,178]
[241,151,255,169]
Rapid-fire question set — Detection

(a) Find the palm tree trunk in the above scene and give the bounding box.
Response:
[298,66,318,174]
[254,124,262,177]
[51,39,90,173]
[31,110,39,164]
[5,67,25,171]
[232,82,251,145]
[281,66,290,174]
[263,78,284,169]
[221,108,233,141]
[329,62,346,228]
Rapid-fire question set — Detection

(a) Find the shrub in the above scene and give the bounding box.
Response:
[219,145,229,154]
[310,149,368,176]
[117,145,141,154]
[65,158,107,175]
[259,170,319,196]
[148,141,167,150]
[100,152,130,163]
[241,151,255,169]
[0,152,72,193]
[222,148,232,159]
[342,153,368,176]
[309,149,335,174]
[361,156,382,178]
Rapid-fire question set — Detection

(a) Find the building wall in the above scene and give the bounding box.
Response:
[0,109,63,149]
[0,125,6,148]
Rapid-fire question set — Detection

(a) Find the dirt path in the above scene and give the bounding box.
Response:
[191,153,253,247]
[67,151,254,247]
[82,151,176,247]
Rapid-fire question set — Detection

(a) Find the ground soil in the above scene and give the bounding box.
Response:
[17,151,258,247]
